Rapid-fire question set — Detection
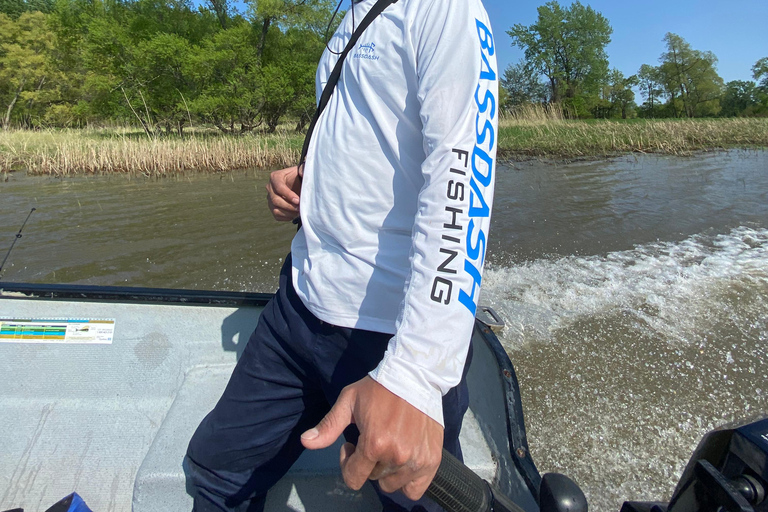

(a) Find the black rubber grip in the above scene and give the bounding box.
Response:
[426,449,493,512]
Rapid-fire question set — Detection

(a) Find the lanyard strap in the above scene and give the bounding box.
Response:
[299,0,399,166]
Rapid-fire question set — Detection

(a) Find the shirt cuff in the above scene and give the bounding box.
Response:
[369,350,445,427]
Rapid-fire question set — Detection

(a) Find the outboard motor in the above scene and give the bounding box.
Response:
[622,417,768,512]
[426,417,768,512]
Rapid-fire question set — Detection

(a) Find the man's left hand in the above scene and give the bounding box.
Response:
[300,376,443,501]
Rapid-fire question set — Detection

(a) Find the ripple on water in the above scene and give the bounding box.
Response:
[481,226,768,511]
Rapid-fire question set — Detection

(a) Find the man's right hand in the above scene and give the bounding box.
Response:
[266,165,302,221]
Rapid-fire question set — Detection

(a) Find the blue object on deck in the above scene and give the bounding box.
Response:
[44,493,92,512]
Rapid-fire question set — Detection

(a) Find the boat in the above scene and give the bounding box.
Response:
[1,282,766,512]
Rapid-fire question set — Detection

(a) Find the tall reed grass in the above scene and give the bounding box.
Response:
[0,127,303,176]
[1,153,15,174]
[2,115,767,175]
[503,103,567,124]
[498,109,768,158]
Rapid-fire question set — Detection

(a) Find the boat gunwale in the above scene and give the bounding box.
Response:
[0,281,274,307]
[473,319,542,500]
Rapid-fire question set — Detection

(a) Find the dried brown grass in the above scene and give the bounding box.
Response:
[0,127,303,176]
[0,153,15,174]
[502,103,567,124]
[33,136,297,176]
[2,116,767,174]
[498,116,768,159]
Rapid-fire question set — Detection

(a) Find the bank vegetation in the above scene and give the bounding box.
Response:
[3,0,767,136]
[2,113,767,176]
[0,127,300,176]
[2,0,767,176]
[498,105,768,159]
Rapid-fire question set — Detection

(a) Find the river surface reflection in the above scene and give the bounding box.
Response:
[1,150,767,511]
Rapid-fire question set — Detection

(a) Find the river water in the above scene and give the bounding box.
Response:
[1,150,767,511]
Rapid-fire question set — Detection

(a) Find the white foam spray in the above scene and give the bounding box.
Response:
[481,226,768,511]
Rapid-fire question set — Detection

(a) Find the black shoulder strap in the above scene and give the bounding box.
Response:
[299,0,399,166]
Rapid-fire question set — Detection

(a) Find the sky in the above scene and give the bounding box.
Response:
[483,0,768,84]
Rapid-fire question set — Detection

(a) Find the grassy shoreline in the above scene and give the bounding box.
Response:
[0,127,303,177]
[2,118,767,176]
[498,117,768,160]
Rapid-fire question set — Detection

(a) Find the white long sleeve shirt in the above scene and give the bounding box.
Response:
[291,0,498,426]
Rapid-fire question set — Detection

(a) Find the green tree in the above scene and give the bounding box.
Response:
[78,14,134,121]
[657,33,723,118]
[0,0,54,18]
[47,0,137,125]
[54,0,218,128]
[247,0,336,60]
[750,58,768,116]
[0,11,57,129]
[753,57,768,89]
[501,60,550,107]
[129,32,195,135]
[636,64,664,117]
[606,69,637,119]
[259,23,325,132]
[720,80,759,117]
[507,1,612,110]
[498,86,510,114]
[207,0,229,29]
[246,1,330,133]
[126,0,218,46]
[1,0,338,130]
[188,22,263,133]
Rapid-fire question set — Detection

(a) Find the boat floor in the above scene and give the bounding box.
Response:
[0,293,536,512]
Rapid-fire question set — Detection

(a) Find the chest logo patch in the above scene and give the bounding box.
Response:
[353,42,380,61]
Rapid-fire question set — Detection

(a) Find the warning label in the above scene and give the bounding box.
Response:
[0,318,115,344]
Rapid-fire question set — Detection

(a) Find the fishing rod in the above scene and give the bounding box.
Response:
[0,207,36,278]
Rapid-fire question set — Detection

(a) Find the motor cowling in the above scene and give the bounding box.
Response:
[621,417,768,512]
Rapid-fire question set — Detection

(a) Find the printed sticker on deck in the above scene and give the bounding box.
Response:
[0,318,115,344]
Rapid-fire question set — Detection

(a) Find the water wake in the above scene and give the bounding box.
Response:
[484,226,768,350]
[482,226,768,511]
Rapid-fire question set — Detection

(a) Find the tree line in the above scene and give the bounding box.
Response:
[503,1,768,119]
[0,0,336,133]
[2,0,767,131]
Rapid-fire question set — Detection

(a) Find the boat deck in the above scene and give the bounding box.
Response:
[0,287,538,512]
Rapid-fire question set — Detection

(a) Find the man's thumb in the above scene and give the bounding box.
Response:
[301,392,353,450]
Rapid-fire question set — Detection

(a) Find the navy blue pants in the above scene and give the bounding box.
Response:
[186,256,471,511]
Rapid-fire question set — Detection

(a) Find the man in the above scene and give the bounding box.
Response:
[186,0,498,509]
